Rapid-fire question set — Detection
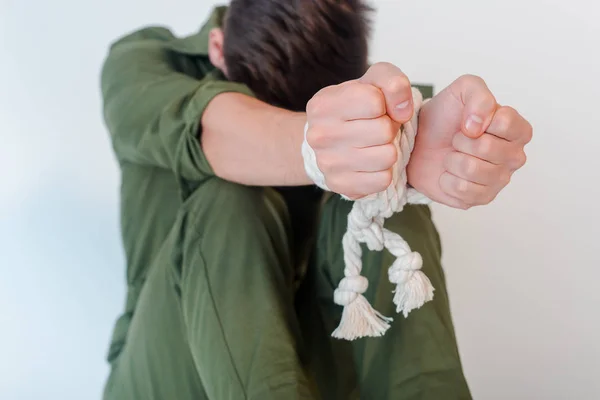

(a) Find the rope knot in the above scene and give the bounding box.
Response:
[389,251,434,317]
[348,204,385,251]
[302,87,435,340]
[333,276,369,306]
[388,251,423,284]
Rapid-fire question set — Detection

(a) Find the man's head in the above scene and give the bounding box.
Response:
[208,0,372,111]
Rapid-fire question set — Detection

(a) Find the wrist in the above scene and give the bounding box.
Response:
[279,110,312,186]
[202,93,312,186]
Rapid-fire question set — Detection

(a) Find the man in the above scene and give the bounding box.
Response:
[100,2,532,399]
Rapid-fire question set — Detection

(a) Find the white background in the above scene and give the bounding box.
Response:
[1,0,598,399]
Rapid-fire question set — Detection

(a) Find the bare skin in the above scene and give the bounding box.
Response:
[203,30,532,208]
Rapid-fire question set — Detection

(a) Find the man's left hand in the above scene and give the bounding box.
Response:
[407,75,533,209]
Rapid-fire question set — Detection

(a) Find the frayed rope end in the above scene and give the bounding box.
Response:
[331,294,393,341]
[393,270,435,318]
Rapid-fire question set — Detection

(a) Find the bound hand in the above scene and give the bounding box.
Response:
[407,75,533,208]
[305,63,416,199]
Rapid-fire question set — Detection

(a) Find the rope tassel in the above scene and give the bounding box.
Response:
[302,88,435,340]
[384,229,435,317]
[331,275,393,340]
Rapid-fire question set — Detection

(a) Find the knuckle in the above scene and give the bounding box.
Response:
[378,117,397,143]
[517,151,527,168]
[477,136,493,158]
[371,61,395,72]
[317,153,335,172]
[306,126,327,149]
[484,93,497,109]
[306,92,325,117]
[365,87,386,116]
[382,144,398,169]
[464,157,478,177]
[375,61,393,68]
[384,74,410,94]
[378,169,393,190]
[456,178,470,194]
[485,102,497,115]
[326,174,343,193]
[458,75,496,108]
[459,74,485,86]
[354,84,386,116]
[502,105,518,115]
[494,110,512,133]
[524,121,534,143]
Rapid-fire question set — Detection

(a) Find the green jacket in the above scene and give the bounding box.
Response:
[100,7,470,400]
[100,6,254,363]
[100,5,436,367]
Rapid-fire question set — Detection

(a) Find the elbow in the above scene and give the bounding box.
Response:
[200,127,230,181]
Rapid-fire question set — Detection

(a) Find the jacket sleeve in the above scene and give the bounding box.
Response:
[100,28,254,181]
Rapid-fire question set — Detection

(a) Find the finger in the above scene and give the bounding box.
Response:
[346,115,401,148]
[438,194,471,210]
[487,105,533,144]
[307,81,386,122]
[359,62,414,123]
[444,151,511,186]
[307,115,400,150]
[350,144,398,172]
[331,170,393,198]
[439,171,495,206]
[454,75,498,139]
[318,143,397,174]
[453,132,522,167]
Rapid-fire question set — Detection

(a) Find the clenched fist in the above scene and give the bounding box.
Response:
[306,65,532,209]
[305,63,414,199]
[408,74,533,209]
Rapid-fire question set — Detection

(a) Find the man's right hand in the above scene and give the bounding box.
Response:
[305,63,416,200]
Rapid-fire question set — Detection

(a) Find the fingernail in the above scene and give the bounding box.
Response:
[395,100,413,119]
[465,115,483,136]
[396,100,411,109]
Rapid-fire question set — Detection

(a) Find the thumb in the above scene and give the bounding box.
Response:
[455,75,498,138]
[359,62,414,123]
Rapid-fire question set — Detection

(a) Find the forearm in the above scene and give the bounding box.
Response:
[201,92,312,186]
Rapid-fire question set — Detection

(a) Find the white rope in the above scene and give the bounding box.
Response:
[302,87,435,340]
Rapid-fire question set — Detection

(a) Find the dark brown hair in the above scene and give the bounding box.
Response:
[223,0,372,111]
